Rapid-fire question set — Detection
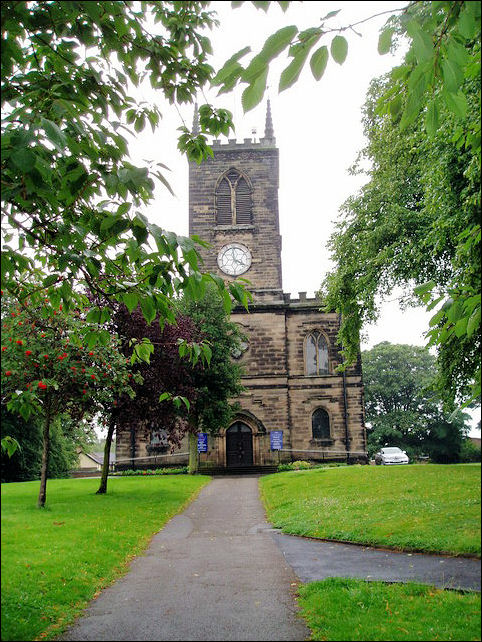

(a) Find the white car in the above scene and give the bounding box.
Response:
[374,447,409,465]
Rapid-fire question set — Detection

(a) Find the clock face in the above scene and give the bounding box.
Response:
[217,243,252,276]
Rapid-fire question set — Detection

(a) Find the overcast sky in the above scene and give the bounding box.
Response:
[125,1,479,432]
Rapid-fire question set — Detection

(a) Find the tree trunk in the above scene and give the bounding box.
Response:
[37,406,51,508]
[96,419,115,494]
[188,432,199,474]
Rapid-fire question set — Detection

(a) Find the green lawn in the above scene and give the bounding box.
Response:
[1,475,210,641]
[260,464,481,556]
[297,578,481,641]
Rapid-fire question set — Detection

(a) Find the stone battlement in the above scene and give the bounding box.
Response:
[211,137,276,150]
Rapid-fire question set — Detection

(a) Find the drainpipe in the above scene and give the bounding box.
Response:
[284,304,293,464]
[130,426,136,470]
[342,368,350,463]
[339,314,350,463]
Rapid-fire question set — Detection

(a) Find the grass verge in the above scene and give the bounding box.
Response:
[297,578,481,641]
[1,475,210,641]
[260,464,481,556]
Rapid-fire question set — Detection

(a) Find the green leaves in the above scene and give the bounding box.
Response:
[330,35,348,65]
[324,1,481,408]
[310,46,329,81]
[212,47,250,94]
[1,0,242,331]
[441,58,464,94]
[85,307,111,324]
[260,25,299,61]
[424,101,439,137]
[11,148,36,172]
[140,296,156,325]
[240,25,299,108]
[1,436,21,458]
[41,118,67,151]
[279,47,309,92]
[198,104,234,138]
[158,392,190,411]
[129,337,155,364]
[378,28,394,55]
[406,20,433,63]
[122,292,139,313]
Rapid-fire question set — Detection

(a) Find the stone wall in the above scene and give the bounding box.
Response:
[231,299,366,463]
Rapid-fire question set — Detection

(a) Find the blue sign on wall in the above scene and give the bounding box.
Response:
[197,433,208,453]
[270,430,283,451]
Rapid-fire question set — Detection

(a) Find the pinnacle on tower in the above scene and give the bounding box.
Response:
[192,102,200,135]
[264,98,275,140]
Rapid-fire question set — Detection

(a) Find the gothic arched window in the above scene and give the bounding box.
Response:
[312,408,330,440]
[305,331,329,375]
[215,168,252,225]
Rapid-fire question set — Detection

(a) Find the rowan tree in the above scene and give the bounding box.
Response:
[1,295,138,506]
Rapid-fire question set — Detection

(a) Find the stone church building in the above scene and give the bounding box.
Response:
[116,102,367,471]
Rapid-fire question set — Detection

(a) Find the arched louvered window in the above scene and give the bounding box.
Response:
[312,408,330,440]
[215,168,252,225]
[235,177,251,224]
[305,331,329,375]
[216,178,232,225]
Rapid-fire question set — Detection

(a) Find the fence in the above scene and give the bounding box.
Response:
[276,448,368,464]
[114,452,189,471]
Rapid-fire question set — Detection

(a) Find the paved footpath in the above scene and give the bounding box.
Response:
[272,532,481,591]
[61,476,310,641]
[62,475,481,642]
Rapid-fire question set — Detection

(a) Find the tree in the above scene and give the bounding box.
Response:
[1,410,93,482]
[178,285,245,472]
[100,286,244,485]
[318,2,480,406]
[1,0,248,347]
[1,295,136,506]
[95,301,203,492]
[362,342,470,461]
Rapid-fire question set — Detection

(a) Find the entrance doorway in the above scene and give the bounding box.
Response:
[226,422,253,467]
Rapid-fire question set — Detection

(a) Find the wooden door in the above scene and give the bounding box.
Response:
[226,422,253,467]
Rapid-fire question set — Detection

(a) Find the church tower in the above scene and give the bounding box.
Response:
[189,100,283,302]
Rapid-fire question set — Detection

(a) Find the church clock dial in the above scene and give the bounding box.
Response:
[217,243,252,276]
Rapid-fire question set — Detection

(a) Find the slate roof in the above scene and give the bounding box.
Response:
[84,451,116,465]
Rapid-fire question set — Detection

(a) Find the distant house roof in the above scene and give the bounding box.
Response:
[83,451,116,465]
[93,451,116,465]
[469,437,481,449]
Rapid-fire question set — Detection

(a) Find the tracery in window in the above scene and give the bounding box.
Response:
[312,408,330,440]
[305,331,329,375]
[215,168,252,225]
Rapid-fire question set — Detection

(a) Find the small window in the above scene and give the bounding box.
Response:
[305,331,329,375]
[215,168,252,225]
[312,408,330,440]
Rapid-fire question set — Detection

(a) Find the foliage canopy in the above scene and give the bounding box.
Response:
[1,0,249,349]
[362,342,471,461]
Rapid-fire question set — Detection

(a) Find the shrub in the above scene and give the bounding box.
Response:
[115,467,188,476]
[278,460,312,472]
[459,439,481,463]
